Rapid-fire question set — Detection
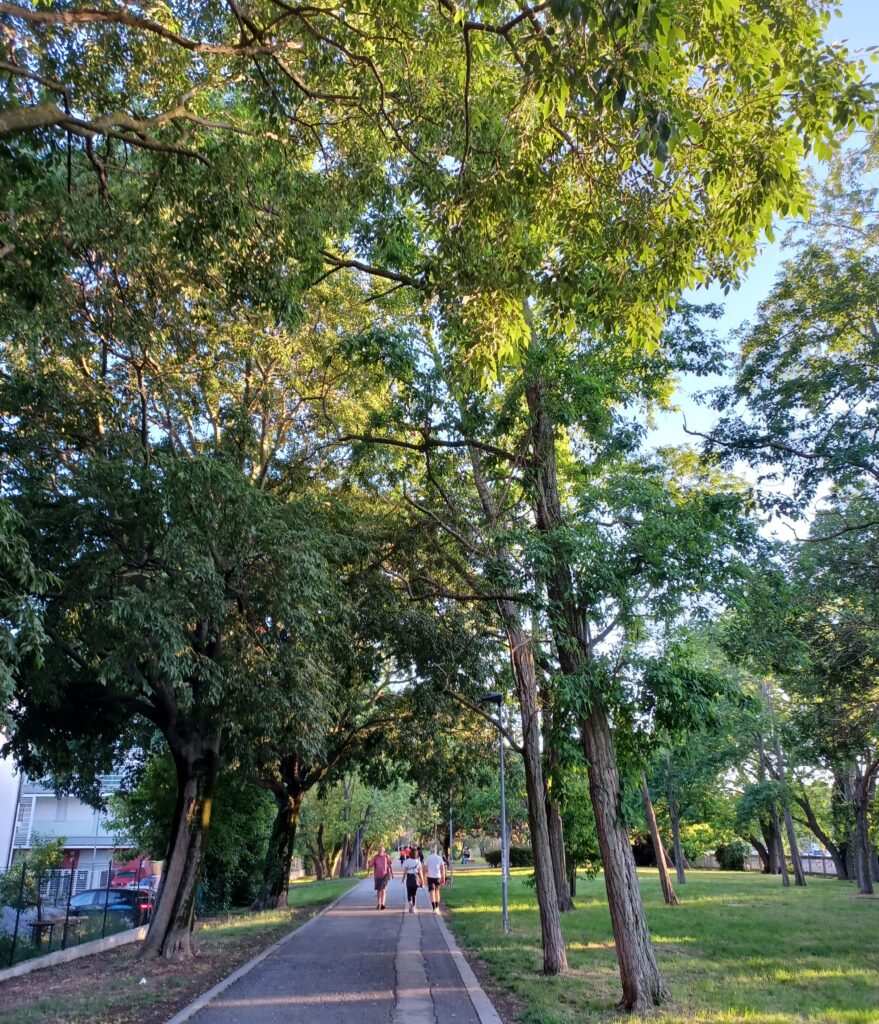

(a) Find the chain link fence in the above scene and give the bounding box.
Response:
[0,858,153,968]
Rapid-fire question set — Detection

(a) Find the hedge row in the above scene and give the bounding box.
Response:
[483,846,534,868]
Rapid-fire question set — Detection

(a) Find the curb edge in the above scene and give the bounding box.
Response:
[163,879,361,1024]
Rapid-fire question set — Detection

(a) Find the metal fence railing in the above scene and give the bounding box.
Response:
[0,858,152,968]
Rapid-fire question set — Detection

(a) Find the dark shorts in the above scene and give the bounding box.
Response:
[427,876,441,892]
[374,874,389,891]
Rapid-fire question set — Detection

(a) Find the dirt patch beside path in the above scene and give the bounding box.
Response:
[0,904,323,1024]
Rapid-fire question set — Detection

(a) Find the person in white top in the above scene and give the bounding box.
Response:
[401,848,423,913]
[424,845,447,913]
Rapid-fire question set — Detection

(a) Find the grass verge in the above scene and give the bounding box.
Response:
[442,868,879,1024]
[0,877,358,1024]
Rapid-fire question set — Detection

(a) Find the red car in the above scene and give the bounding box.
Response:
[109,869,140,889]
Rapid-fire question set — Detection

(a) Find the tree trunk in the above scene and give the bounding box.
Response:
[754,733,782,884]
[546,795,575,912]
[142,734,220,960]
[252,789,303,910]
[505,612,569,974]
[761,818,780,874]
[769,802,790,887]
[519,368,667,1007]
[750,835,770,874]
[312,823,327,880]
[339,833,353,877]
[541,701,575,912]
[640,776,678,906]
[667,785,686,885]
[469,448,568,976]
[766,701,805,888]
[852,792,874,895]
[843,841,854,881]
[581,705,670,1009]
[330,845,343,878]
[782,805,806,888]
[792,793,846,880]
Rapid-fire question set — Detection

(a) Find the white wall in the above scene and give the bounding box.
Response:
[0,735,21,869]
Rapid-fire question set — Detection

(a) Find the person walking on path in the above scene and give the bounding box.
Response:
[369,845,394,910]
[425,844,447,914]
[401,847,423,914]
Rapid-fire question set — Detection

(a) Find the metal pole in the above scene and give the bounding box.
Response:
[61,866,74,950]
[90,806,100,888]
[101,857,112,938]
[499,698,508,935]
[448,795,454,887]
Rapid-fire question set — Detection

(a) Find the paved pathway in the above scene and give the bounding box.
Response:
[177,876,500,1024]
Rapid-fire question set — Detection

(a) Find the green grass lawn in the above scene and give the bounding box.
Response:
[443,869,879,1024]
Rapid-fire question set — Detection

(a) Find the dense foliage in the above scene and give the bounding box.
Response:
[1,0,877,1011]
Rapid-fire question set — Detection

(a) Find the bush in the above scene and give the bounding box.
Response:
[484,846,533,868]
[715,841,749,871]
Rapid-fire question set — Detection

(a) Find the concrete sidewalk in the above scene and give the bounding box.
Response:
[171,876,502,1024]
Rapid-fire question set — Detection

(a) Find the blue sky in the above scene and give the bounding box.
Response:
[652,0,878,447]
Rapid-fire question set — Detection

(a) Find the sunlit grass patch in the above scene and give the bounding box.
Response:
[443,869,879,1024]
[286,877,357,908]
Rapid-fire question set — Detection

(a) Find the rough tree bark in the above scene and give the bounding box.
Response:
[852,765,877,895]
[761,819,780,875]
[501,611,570,974]
[853,795,873,894]
[313,823,327,880]
[641,776,678,906]
[470,448,569,975]
[782,805,806,887]
[522,369,668,1009]
[666,768,686,885]
[251,786,304,910]
[764,684,805,887]
[770,802,790,887]
[758,732,788,885]
[749,835,770,874]
[792,793,846,880]
[546,795,575,911]
[581,703,670,1009]
[542,706,575,911]
[142,728,221,960]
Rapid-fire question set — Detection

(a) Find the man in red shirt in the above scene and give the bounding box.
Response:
[370,845,394,910]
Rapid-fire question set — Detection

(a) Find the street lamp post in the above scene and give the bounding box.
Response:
[479,692,508,934]
[448,793,454,888]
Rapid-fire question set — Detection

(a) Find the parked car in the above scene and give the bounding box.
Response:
[109,869,141,889]
[124,874,161,893]
[43,888,154,926]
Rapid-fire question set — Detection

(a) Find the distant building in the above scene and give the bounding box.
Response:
[0,738,20,870]
[9,771,141,889]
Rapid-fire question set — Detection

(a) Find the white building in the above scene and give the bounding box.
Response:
[0,737,20,870]
[9,772,139,889]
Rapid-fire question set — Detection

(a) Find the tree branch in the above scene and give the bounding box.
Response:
[319,250,426,290]
[0,3,305,56]
[442,688,524,754]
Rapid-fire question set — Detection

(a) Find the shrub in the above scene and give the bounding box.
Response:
[484,846,533,868]
[715,841,749,871]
